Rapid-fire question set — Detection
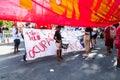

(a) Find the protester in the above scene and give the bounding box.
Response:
[91,27,98,48]
[0,26,3,43]
[99,28,104,39]
[25,22,31,28]
[104,25,116,55]
[3,26,9,44]
[12,23,21,53]
[83,27,93,57]
[20,23,26,61]
[22,23,31,61]
[54,25,63,61]
[40,26,47,29]
[22,23,35,61]
[115,25,120,68]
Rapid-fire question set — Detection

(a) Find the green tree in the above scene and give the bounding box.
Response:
[0,20,3,27]
[0,20,14,28]
[2,20,14,28]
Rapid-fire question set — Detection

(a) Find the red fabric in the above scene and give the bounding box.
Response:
[115,38,120,48]
[0,0,120,28]
[105,39,113,46]
[118,48,120,57]
[114,26,120,57]
[115,26,120,49]
[116,26,120,37]
[116,26,120,57]
[13,23,17,27]
[104,26,116,39]
[104,26,111,39]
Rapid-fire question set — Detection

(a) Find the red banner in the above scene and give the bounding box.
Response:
[0,0,120,27]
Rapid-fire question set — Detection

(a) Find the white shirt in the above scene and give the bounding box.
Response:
[12,27,21,40]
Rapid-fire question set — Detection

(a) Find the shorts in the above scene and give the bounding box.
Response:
[105,39,114,47]
[92,34,97,39]
[55,42,62,49]
[14,39,20,46]
[84,35,90,52]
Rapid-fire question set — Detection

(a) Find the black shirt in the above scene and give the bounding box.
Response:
[85,28,93,32]
[0,28,3,33]
[54,30,61,43]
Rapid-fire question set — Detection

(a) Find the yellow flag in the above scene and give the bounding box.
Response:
[20,0,32,10]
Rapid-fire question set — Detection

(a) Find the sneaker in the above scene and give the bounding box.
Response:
[92,45,95,48]
[109,51,112,53]
[116,65,120,69]
[82,54,88,59]
[57,58,61,61]
[17,50,20,52]
[83,53,88,57]
[60,56,64,60]
[23,55,27,62]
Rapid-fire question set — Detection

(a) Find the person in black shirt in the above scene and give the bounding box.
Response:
[0,27,3,34]
[54,25,63,61]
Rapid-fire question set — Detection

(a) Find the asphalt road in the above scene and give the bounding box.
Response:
[0,39,120,80]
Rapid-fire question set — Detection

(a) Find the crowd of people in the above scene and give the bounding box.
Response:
[53,23,120,69]
[0,25,10,44]
[1,22,120,69]
[12,22,36,61]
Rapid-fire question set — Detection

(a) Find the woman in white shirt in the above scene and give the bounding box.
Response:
[12,24,21,53]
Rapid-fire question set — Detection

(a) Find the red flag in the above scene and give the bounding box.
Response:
[0,0,120,27]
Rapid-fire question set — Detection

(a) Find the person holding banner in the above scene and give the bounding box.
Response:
[0,26,4,43]
[83,27,93,57]
[54,26,63,61]
[91,28,98,48]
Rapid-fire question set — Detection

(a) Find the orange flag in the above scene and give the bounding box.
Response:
[20,0,32,10]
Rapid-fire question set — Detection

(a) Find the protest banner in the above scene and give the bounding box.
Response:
[23,27,84,60]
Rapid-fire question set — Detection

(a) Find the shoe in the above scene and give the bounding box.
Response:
[17,50,20,52]
[60,56,63,60]
[57,58,61,61]
[14,51,17,54]
[82,54,88,59]
[116,65,120,69]
[83,54,88,57]
[109,51,112,53]
[104,53,109,56]
[92,45,95,48]
[23,55,27,61]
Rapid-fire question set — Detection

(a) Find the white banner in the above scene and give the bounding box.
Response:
[23,27,85,60]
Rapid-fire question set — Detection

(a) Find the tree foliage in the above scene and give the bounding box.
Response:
[0,20,14,28]
[0,20,3,27]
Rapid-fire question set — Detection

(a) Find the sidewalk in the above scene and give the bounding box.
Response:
[0,38,24,55]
